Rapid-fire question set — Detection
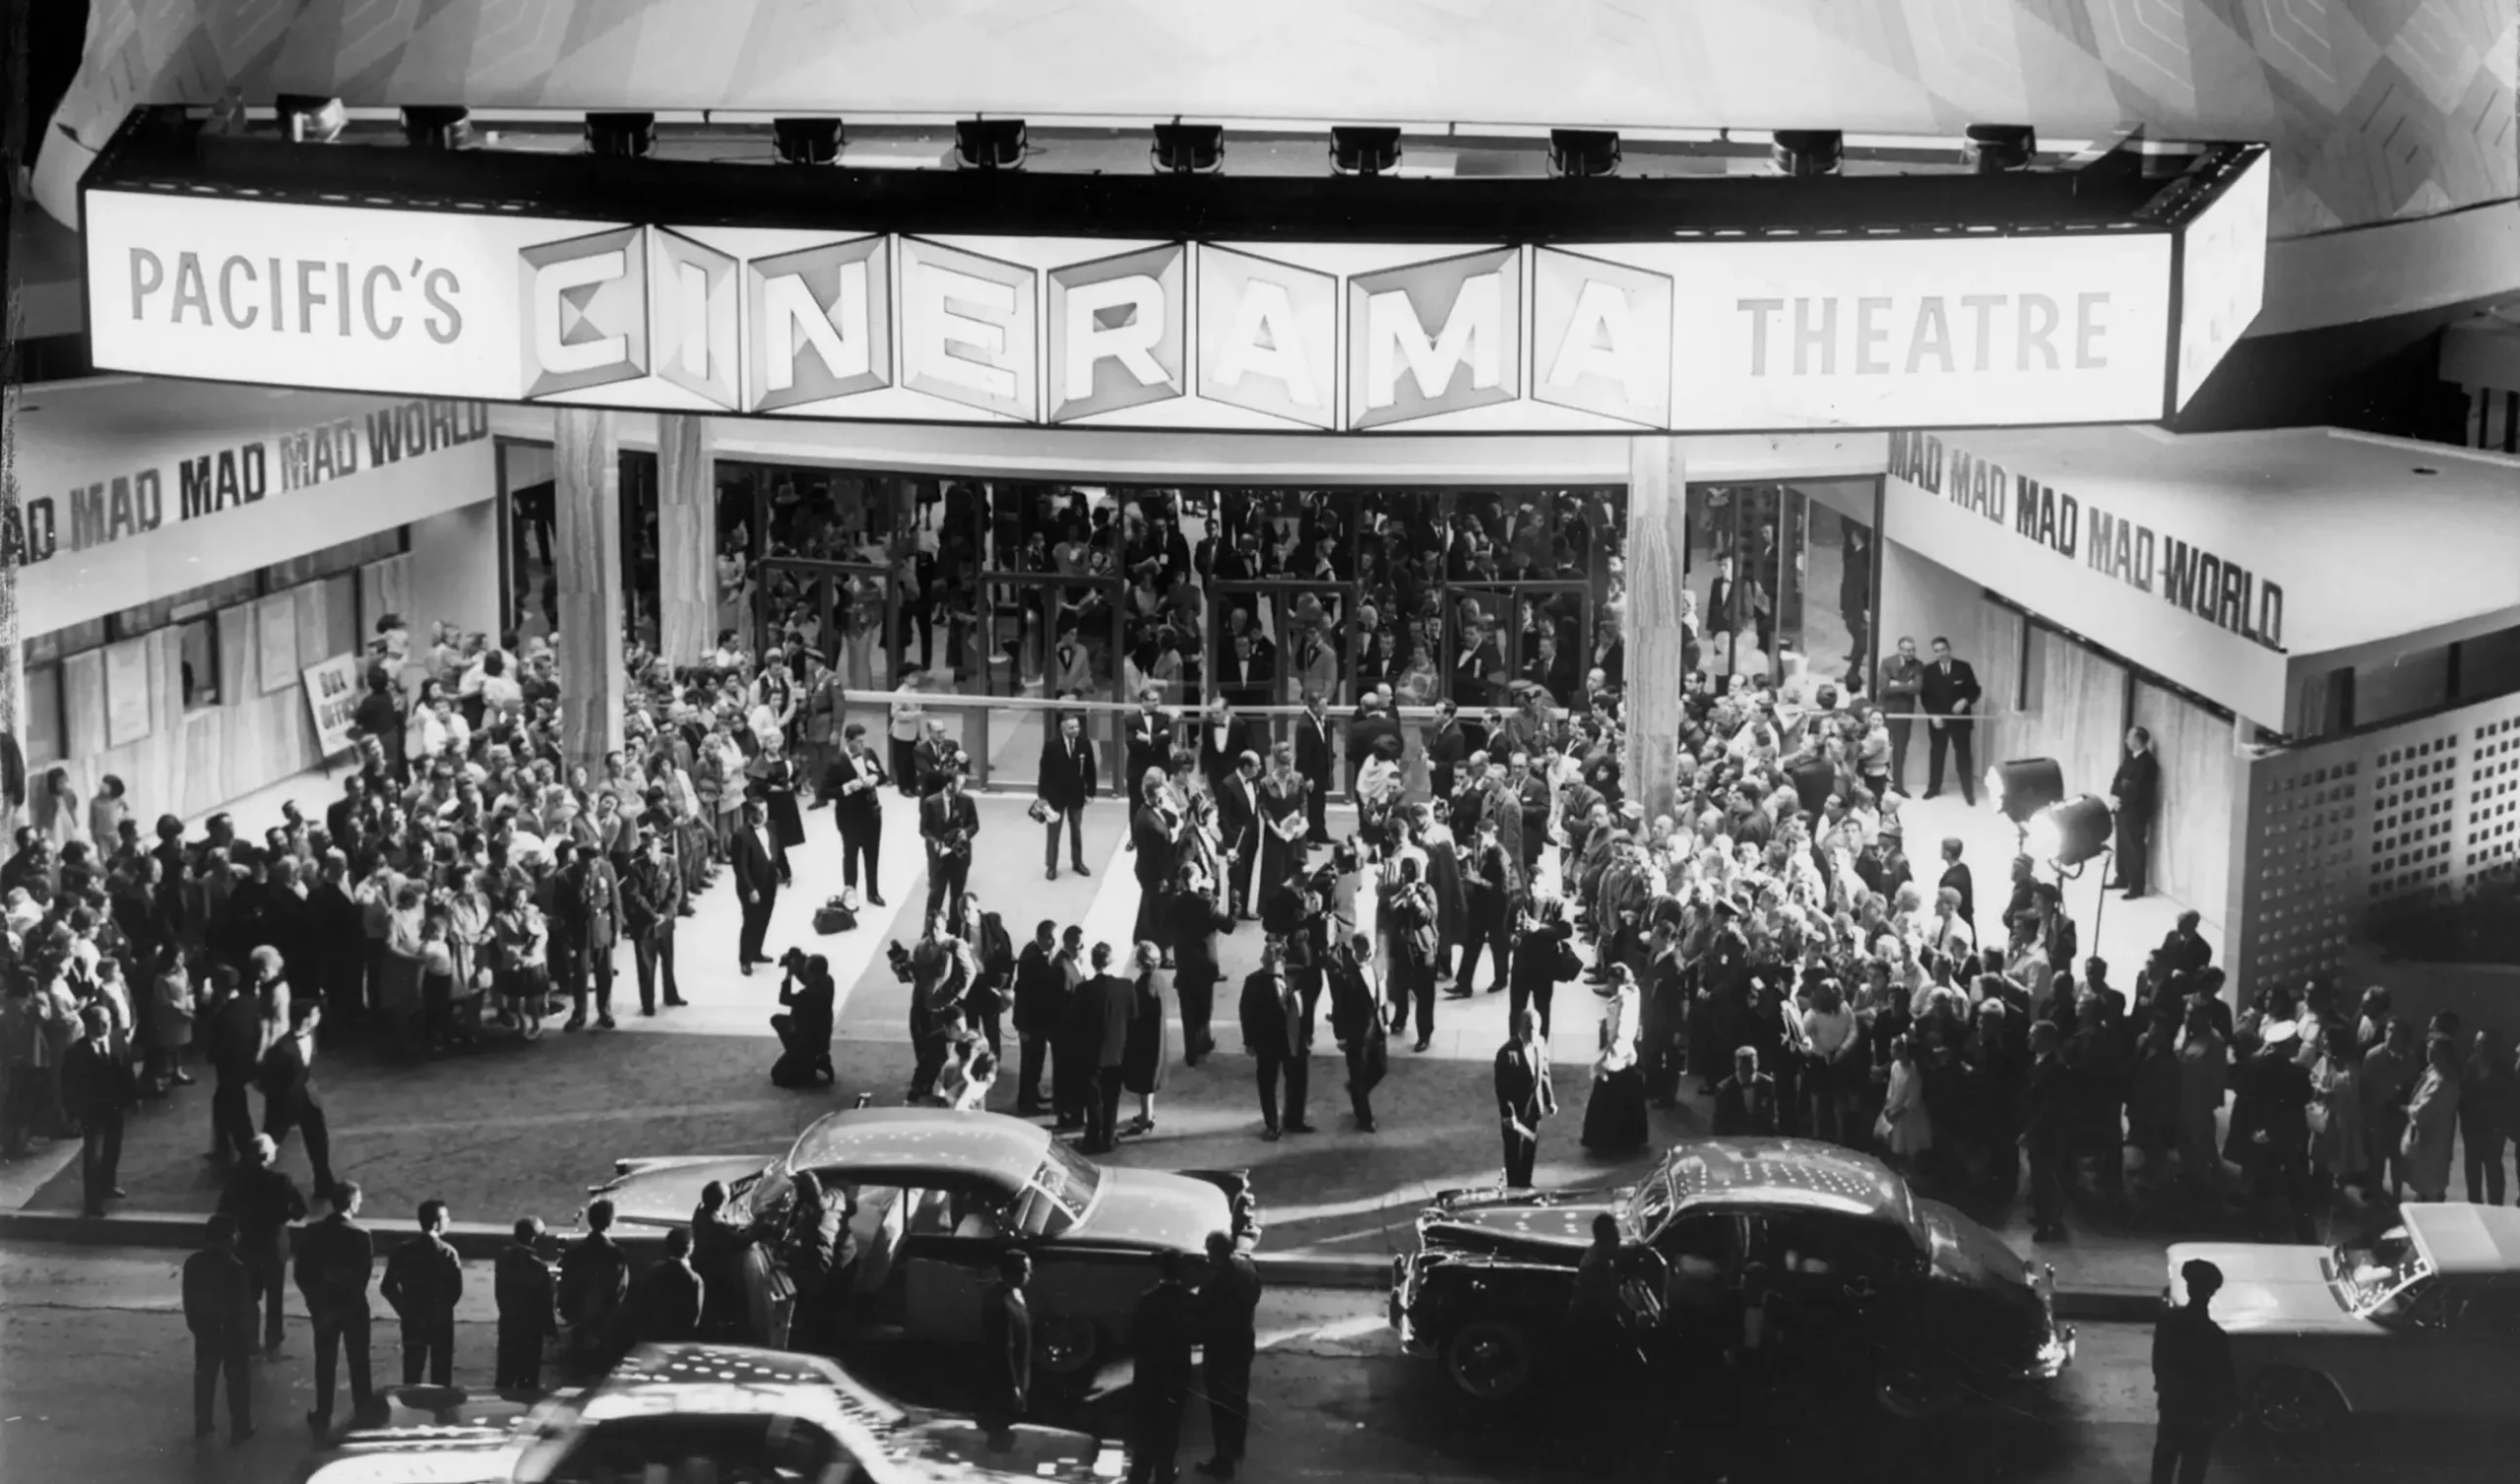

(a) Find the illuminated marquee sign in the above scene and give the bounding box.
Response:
[85,190,2203,432]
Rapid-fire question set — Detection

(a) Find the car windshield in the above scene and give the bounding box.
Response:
[2330,1227,2433,1317]
[522,1411,859,1484]
[1009,1142,1103,1239]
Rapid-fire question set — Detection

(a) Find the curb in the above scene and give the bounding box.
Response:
[0,1210,2163,1320]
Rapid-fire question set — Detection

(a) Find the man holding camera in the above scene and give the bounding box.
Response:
[773,952,837,1089]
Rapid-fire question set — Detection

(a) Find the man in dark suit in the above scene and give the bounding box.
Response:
[309,852,368,1020]
[1012,921,1065,1116]
[1292,693,1336,844]
[1063,944,1134,1154]
[1423,701,1468,800]
[690,1180,761,1340]
[1037,711,1100,881]
[919,768,980,920]
[1938,837,1976,930]
[550,840,622,1027]
[1919,635,1983,805]
[61,1005,134,1216]
[325,775,368,850]
[259,995,337,1206]
[1125,1251,1202,1484]
[1877,636,1925,792]
[977,1251,1034,1442]
[1124,694,1174,797]
[184,1215,257,1442]
[1494,1010,1556,1188]
[218,1134,308,1356]
[1237,941,1311,1141]
[633,1227,705,1343]
[379,1199,464,1386]
[729,800,790,975]
[1199,700,1252,794]
[2110,726,2162,898]
[1129,775,1180,948]
[827,723,889,906]
[558,1198,632,1370]
[294,1180,376,1432]
[620,833,685,1016]
[1215,752,1263,919]
[494,1216,557,1393]
[1196,1229,1263,1481]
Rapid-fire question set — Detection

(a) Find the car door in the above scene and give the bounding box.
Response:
[1741,1210,1912,1386]
[1644,1210,1746,1346]
[896,1178,1012,1344]
[2374,1280,2520,1418]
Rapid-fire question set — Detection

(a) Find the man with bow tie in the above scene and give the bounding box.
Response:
[1238,939,1312,1142]
[1292,693,1335,846]
[1049,622,1094,700]
[1124,691,1174,791]
[1036,712,1100,882]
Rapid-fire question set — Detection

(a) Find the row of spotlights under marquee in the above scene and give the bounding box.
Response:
[253,106,2041,177]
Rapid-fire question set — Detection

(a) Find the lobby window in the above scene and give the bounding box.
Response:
[176,615,222,710]
[23,664,65,766]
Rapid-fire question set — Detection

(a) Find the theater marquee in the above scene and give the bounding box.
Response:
[86,189,2190,433]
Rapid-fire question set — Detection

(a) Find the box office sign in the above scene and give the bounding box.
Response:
[86,190,2191,432]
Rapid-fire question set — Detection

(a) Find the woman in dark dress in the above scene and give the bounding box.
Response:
[748,733,807,849]
[1258,744,1310,897]
[1120,941,1175,1135]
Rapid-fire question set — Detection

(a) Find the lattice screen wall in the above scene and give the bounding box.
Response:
[2233,690,2520,1004]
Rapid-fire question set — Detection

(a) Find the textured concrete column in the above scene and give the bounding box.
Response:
[1623,436,1689,822]
[656,414,719,667]
[553,406,626,773]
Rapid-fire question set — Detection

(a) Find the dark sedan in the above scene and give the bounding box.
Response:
[1389,1136,2073,1415]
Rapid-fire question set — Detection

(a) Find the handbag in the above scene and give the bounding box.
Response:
[812,895,859,935]
[1027,798,1053,825]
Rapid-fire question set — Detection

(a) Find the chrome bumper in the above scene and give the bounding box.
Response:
[1388,1255,1436,1357]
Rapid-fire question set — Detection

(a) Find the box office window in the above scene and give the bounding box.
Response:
[176,616,221,711]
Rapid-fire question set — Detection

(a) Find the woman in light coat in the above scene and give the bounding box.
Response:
[2304,1024,2366,1206]
[2400,1034,2463,1204]
[1878,1034,1933,1166]
[1579,963,1648,1154]
[2175,1005,2231,1193]
[31,768,84,849]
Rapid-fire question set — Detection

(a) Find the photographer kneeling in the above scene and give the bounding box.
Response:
[770,950,837,1089]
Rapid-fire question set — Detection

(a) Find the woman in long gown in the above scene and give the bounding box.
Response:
[747,733,807,850]
[2304,1024,2365,1207]
[1581,963,1650,1154]
[1258,744,1310,897]
[2175,1004,2231,1194]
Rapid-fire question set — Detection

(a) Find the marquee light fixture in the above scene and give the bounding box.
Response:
[1769,129,1844,177]
[2027,795,2114,870]
[956,118,1029,170]
[1152,122,1225,175]
[585,113,657,158]
[1329,127,1403,176]
[1988,757,2066,827]
[772,118,845,165]
[1963,124,2038,174]
[399,106,473,151]
[276,94,347,145]
[1548,129,1622,179]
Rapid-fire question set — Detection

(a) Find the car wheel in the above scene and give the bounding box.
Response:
[1035,1313,1102,1383]
[1875,1361,1967,1421]
[1444,1320,1536,1402]
[2248,1368,2343,1438]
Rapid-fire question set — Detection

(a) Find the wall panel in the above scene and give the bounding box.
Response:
[2131,683,2240,933]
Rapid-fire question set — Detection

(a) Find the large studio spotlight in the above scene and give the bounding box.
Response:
[1988,758,2066,827]
[585,113,656,158]
[1152,123,1225,174]
[1329,127,1403,176]
[399,106,472,150]
[277,94,346,144]
[1548,129,1622,178]
[1962,124,2037,173]
[1769,129,1843,177]
[772,118,844,164]
[2027,795,2114,870]
[955,118,1028,170]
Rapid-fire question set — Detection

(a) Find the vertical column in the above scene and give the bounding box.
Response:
[655,414,719,667]
[553,407,626,774]
[1623,436,1689,822]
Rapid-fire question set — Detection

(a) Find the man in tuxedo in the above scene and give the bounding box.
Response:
[1065,943,1134,1154]
[1215,752,1263,919]
[1036,712,1099,881]
[729,800,791,974]
[1130,773,1180,948]
[309,852,367,1021]
[2110,726,2161,898]
[1124,692,1174,792]
[1423,700,1468,800]
[1292,693,1336,844]
[827,723,888,907]
[1919,636,1983,805]
[61,1005,134,1216]
[1237,940,1311,1141]
[1494,1009,1555,1187]
[294,1179,377,1433]
[913,718,958,797]
[259,991,337,1204]
[1012,921,1065,1115]
[1455,622,1503,709]
[920,767,981,920]
[1200,700,1252,794]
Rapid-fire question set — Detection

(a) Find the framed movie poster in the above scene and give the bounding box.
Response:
[104,638,153,747]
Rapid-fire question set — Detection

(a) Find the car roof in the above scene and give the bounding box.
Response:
[1661,1137,1914,1226]
[2401,1203,2520,1276]
[784,1107,1052,1190]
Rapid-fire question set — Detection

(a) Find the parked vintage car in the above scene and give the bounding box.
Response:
[2168,1202,2520,1436]
[300,1343,1124,1484]
[1389,1137,2073,1414]
[582,1107,1258,1386]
